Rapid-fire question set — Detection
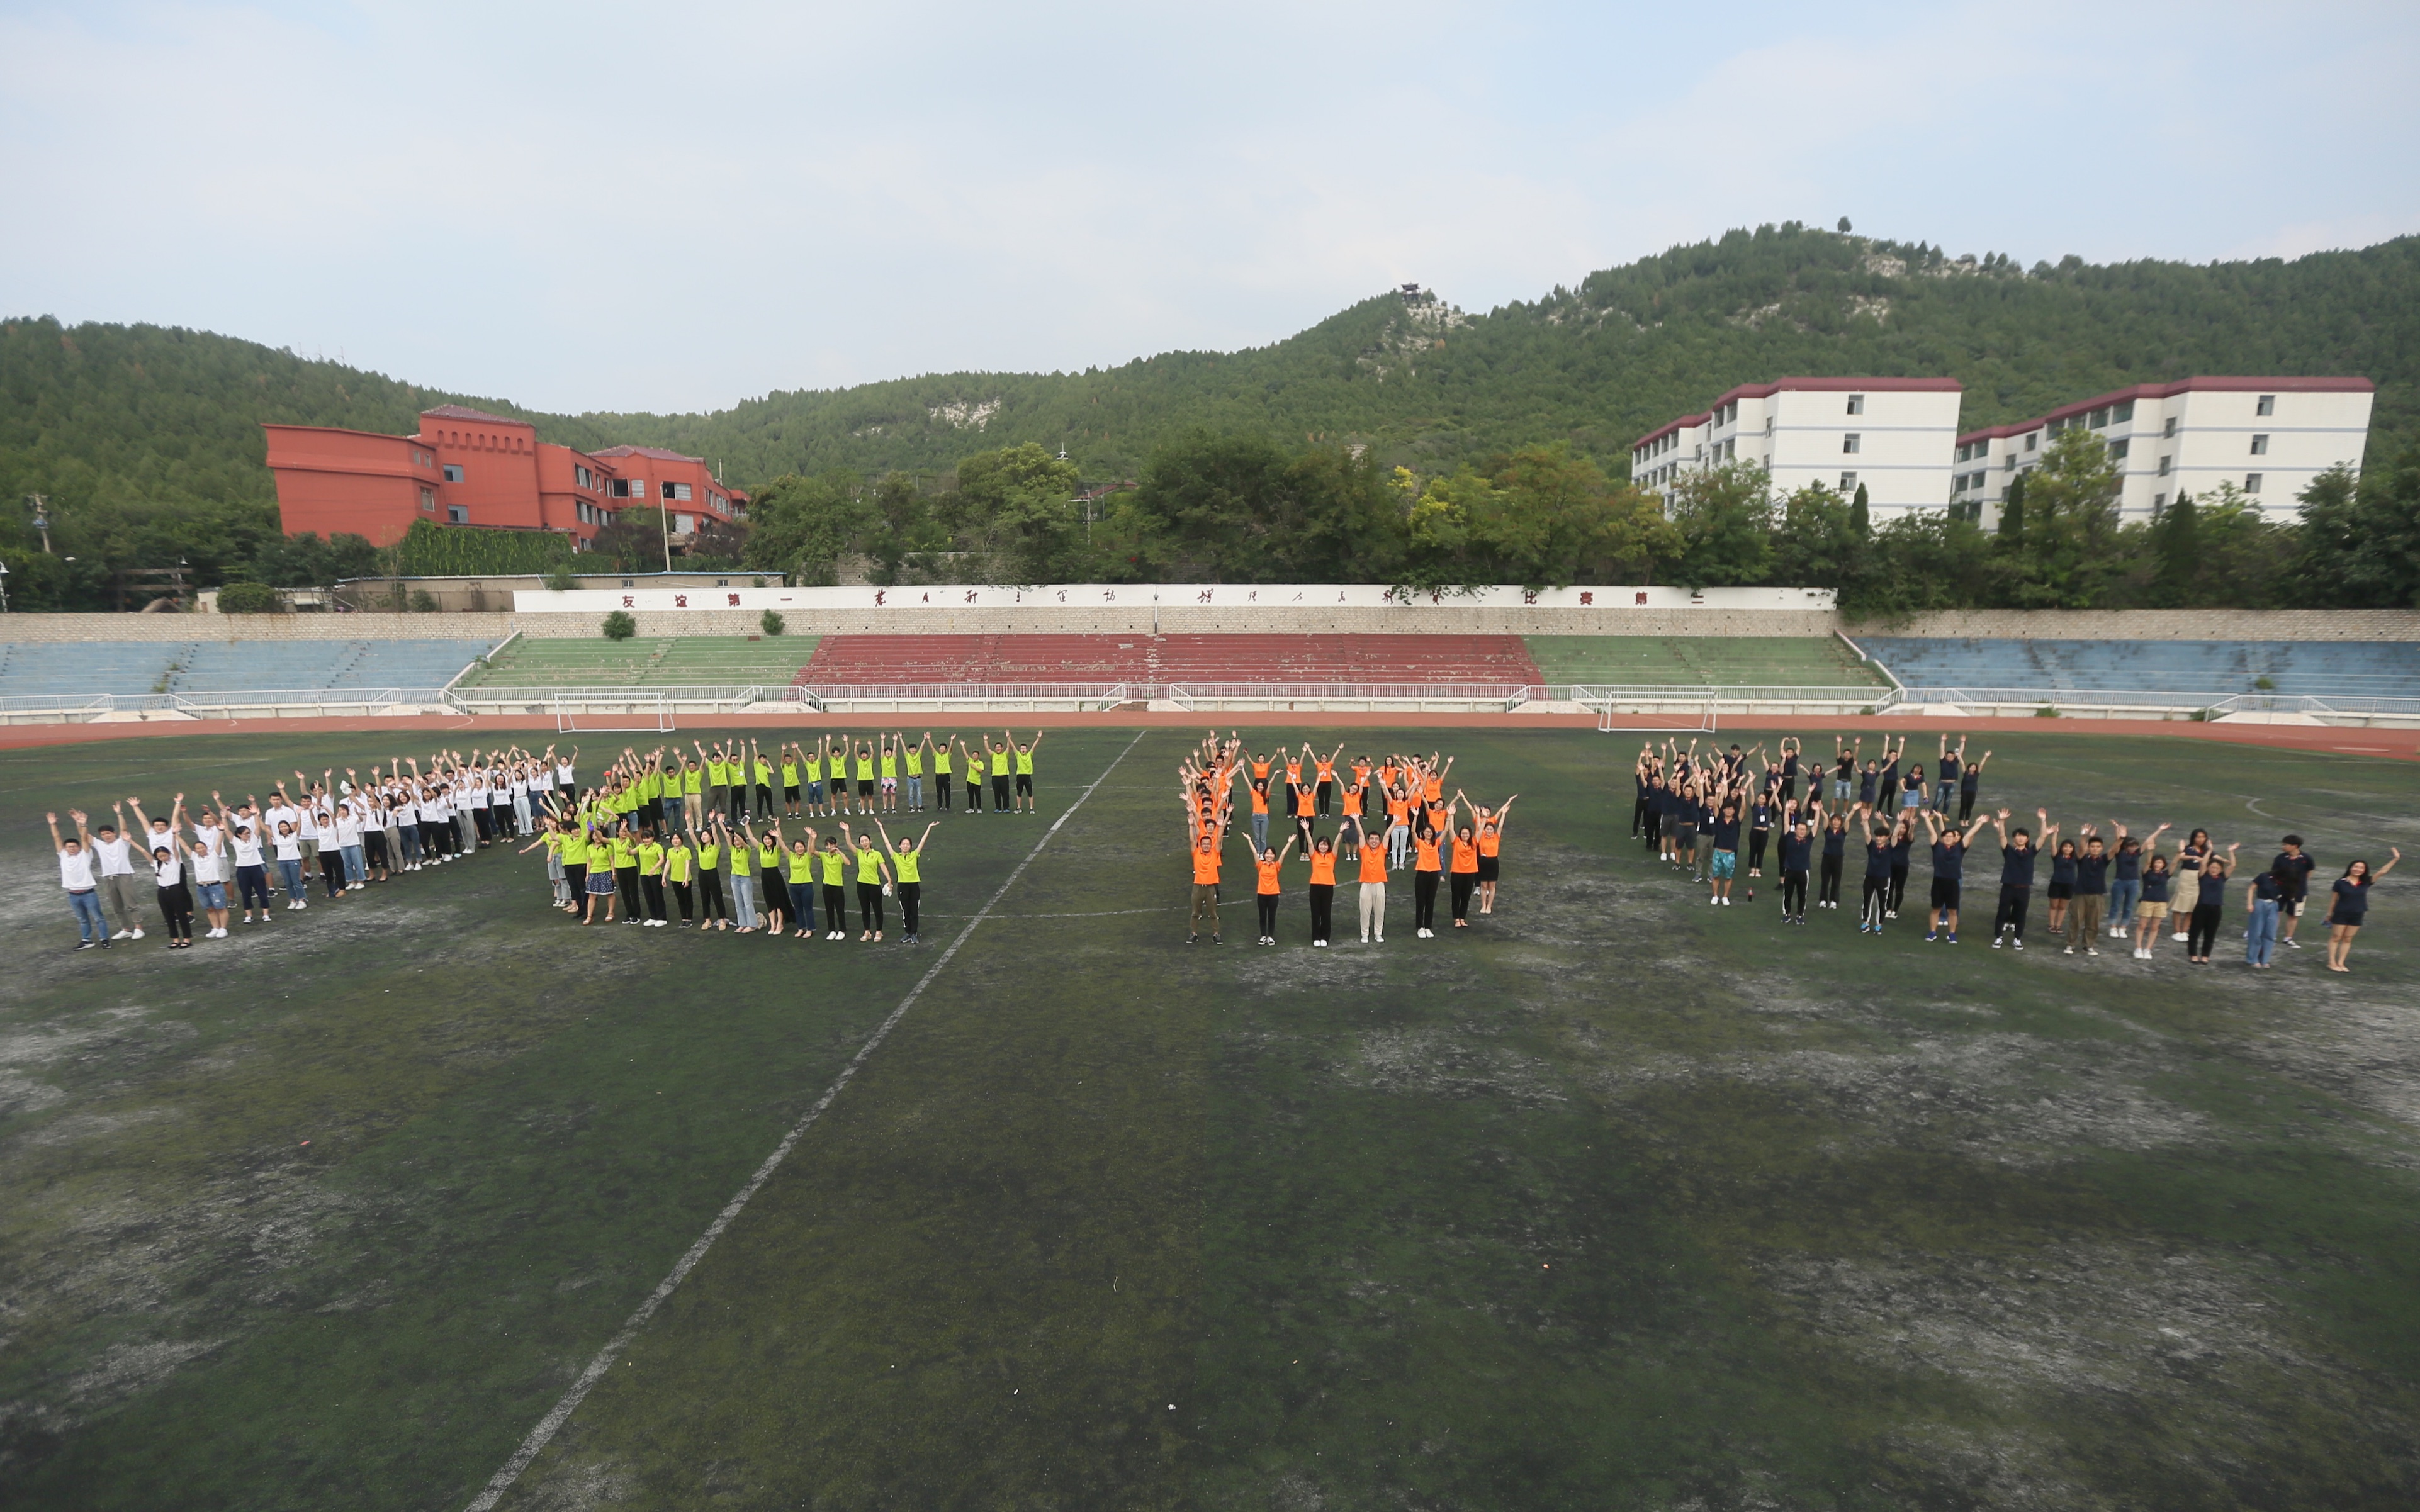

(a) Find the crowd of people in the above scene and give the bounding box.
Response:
[43,729,1051,953]
[1176,732,1516,946]
[1633,733,2399,972]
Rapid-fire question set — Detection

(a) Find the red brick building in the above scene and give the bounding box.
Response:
[262,406,745,550]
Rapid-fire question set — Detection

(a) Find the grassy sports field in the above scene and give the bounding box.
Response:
[2,725,2417,1510]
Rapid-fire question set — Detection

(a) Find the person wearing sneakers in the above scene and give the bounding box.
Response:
[2322,851,2399,972]
[2132,852,2173,961]
[1920,810,1966,943]
[1357,824,1388,943]
[1987,808,2054,951]
[1777,810,1814,924]
[818,834,850,941]
[1187,826,1225,946]
[92,804,145,941]
[230,819,272,925]
[1251,835,1294,946]
[1411,822,1445,938]
[49,810,110,949]
[1706,799,1742,907]
[2271,836,2317,951]
[187,802,232,938]
[874,818,936,943]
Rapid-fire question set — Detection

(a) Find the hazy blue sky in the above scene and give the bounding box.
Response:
[4,0,2414,414]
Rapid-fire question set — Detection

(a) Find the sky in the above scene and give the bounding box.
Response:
[4,0,2416,417]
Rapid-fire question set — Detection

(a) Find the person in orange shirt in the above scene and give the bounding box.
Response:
[1477,795,1517,914]
[1251,834,1297,945]
[1306,835,1340,946]
[1334,780,1365,862]
[1448,820,1483,927]
[1411,823,1444,938]
[1422,757,1452,805]
[1356,826,1389,943]
[1188,828,1225,945]
[1311,742,1344,817]
[1384,785,1415,869]
[1247,778,1272,853]
[1292,773,1320,854]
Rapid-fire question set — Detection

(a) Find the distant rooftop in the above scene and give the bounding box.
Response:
[590,444,705,464]
[421,403,531,426]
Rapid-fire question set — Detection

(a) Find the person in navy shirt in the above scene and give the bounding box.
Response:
[1920,811,1967,942]
[1777,814,1815,923]
[2324,849,2400,972]
[2271,834,2318,951]
[1986,807,2057,950]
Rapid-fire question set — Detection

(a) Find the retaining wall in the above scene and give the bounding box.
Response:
[2,607,2417,642]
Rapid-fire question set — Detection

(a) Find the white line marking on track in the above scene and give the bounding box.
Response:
[464,729,1150,1512]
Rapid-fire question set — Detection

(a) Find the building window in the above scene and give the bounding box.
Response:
[446,504,470,524]
[2025,432,2039,451]
[2245,473,2263,493]
[576,465,595,489]
[2164,416,2178,438]
[2250,434,2270,455]
[442,464,464,483]
[2113,400,2134,423]
[662,481,694,501]
[2153,493,2166,512]
[1842,434,1861,454]
[2109,439,2129,462]
[1839,471,1857,493]
[420,488,437,512]
[611,479,633,498]
[2256,393,2275,417]
[1846,394,1865,415]
[2158,455,2172,476]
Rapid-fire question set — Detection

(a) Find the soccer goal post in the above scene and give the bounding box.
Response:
[1587,692,1718,735]
[554,693,675,734]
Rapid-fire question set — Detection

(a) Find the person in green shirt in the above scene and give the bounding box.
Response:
[680,757,705,835]
[555,814,592,916]
[751,739,776,821]
[636,832,668,926]
[780,744,803,819]
[748,823,786,936]
[838,820,894,941]
[726,817,760,932]
[930,732,955,812]
[817,835,849,940]
[875,817,938,943]
[1010,728,1044,813]
[695,824,728,930]
[803,744,827,816]
[852,741,877,815]
[610,824,642,924]
[583,820,622,926]
[878,734,900,815]
[782,830,821,939]
[697,739,728,828]
[961,738,986,814]
[662,831,694,926]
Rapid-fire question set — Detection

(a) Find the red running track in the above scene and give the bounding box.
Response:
[795,634,1545,686]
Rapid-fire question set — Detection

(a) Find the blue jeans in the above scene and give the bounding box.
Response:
[278,858,307,901]
[1833,777,1852,802]
[68,888,105,942]
[789,880,818,930]
[2245,899,2280,965]
[2108,877,2141,928]
[731,873,759,929]
[342,845,366,885]
[906,775,924,809]
[1251,812,1269,850]
[1936,780,1956,810]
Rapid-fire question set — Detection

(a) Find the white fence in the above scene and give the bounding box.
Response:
[2,683,2416,727]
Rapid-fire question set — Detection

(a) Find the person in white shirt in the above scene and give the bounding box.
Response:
[186,802,232,938]
[48,809,110,949]
[135,792,198,948]
[91,800,145,939]
[312,807,347,899]
[228,819,272,923]
[272,821,308,908]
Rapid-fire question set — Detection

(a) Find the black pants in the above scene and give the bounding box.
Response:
[899,880,921,936]
[1995,885,2032,939]
[158,883,194,940]
[1414,871,1441,929]
[857,880,884,932]
[1316,780,1332,816]
[967,778,984,812]
[564,862,587,903]
[472,807,493,844]
[1861,875,1888,927]
[1888,865,1909,914]
[824,883,847,929]
[1782,869,1807,914]
[1310,882,1334,941]
[1958,788,1978,824]
[617,866,641,919]
[729,788,748,824]
[671,879,693,922]
[237,865,273,910]
[699,870,726,922]
[364,830,389,871]
[420,820,446,858]
[937,774,953,809]
[641,873,666,921]
[1748,829,1770,872]
[1448,873,1473,922]
[1632,794,1652,836]
[2188,902,2222,956]
[1257,893,1280,937]
[1819,853,1843,904]
[992,775,1010,810]
[319,850,346,897]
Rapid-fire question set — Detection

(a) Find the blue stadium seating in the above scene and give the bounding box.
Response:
[0,639,495,700]
[1860,639,2420,699]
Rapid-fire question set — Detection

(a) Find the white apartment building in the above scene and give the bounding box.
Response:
[1630,378,1964,515]
[1952,376,2374,524]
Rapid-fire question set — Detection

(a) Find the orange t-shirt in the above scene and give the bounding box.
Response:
[1285,761,1302,785]
[1425,803,1449,834]
[1315,759,1336,783]
[1358,847,1387,882]
[1385,795,1412,825]
[1479,827,1501,857]
[1353,762,1371,787]
[1251,760,1271,782]
[1377,763,1399,788]
[1451,837,1480,874]
[1309,852,1337,885]
[1255,858,1282,895]
[1293,783,1317,811]
[1249,785,1269,815]
[1423,775,1445,801]
[1191,849,1221,885]
[1414,836,1441,872]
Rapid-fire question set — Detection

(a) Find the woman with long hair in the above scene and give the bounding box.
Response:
[2324,850,2401,972]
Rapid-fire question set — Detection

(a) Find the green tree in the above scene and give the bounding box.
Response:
[1996,428,2122,607]
[1770,482,1860,590]
[946,443,1082,583]
[1998,471,2027,548]
[743,471,873,586]
[601,610,636,640]
[2152,488,2200,606]
[215,581,282,613]
[1666,461,1774,590]
[2293,454,2420,607]
[1849,482,1871,540]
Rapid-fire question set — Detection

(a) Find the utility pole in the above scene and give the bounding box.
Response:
[25,494,52,553]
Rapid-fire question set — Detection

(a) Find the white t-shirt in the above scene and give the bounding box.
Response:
[335,814,363,847]
[92,834,134,876]
[266,803,299,835]
[273,832,303,861]
[232,835,265,868]
[557,761,575,787]
[59,849,96,889]
[154,855,184,887]
[191,829,227,883]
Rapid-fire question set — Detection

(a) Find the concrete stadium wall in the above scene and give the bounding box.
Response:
[2,607,2417,642]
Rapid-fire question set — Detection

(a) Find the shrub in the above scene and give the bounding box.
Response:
[216,581,282,614]
[408,589,441,613]
[543,565,579,593]
[395,519,574,576]
[760,608,785,636]
[602,610,637,641]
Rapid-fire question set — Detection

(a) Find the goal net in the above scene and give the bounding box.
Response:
[554,693,674,734]
[1594,699,1718,735]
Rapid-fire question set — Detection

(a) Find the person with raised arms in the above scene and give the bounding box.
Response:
[875,817,939,943]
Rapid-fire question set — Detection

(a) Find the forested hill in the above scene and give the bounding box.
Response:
[6,223,2417,519]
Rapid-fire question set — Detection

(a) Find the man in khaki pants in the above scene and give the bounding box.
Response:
[93,805,148,939]
[1188,831,1224,944]
[2066,832,2110,955]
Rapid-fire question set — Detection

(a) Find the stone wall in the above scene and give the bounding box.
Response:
[3,607,2417,643]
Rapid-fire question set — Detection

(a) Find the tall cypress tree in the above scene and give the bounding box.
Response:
[1998,473,2027,547]
[1850,482,1871,539]
[2155,488,2200,605]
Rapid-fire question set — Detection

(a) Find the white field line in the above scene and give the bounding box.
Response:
[464,729,1149,1512]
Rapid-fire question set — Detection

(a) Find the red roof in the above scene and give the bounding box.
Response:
[589,444,705,464]
[420,403,532,427]
[1633,377,1962,453]
[1954,375,2373,447]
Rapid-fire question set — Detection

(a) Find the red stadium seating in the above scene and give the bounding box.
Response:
[797,634,1542,686]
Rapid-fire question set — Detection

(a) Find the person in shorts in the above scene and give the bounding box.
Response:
[2271,835,2316,949]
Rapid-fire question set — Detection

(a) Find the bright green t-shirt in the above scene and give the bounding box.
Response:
[682,766,702,796]
[856,847,882,884]
[933,749,952,775]
[755,758,774,785]
[904,747,923,776]
[879,752,898,779]
[637,841,665,876]
[781,760,799,787]
[805,754,823,782]
[758,841,780,873]
[562,830,591,866]
[965,752,985,778]
[1016,749,1034,775]
[666,846,693,883]
[821,850,847,885]
[728,844,751,878]
[609,836,635,868]
[853,754,874,781]
[893,849,921,884]
[697,841,721,871]
[785,851,815,883]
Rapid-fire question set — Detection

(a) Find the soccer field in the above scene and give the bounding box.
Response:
[3,726,2418,1510]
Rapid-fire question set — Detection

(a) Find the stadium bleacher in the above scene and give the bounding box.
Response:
[456,636,819,689]
[0,639,495,700]
[1522,635,1887,688]
[797,634,1545,686]
[1859,639,2420,699]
